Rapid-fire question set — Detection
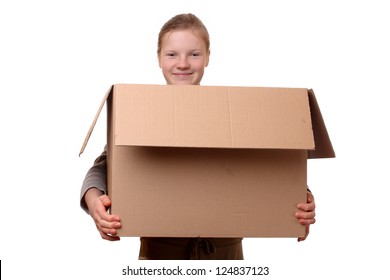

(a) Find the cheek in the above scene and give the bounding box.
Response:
[194,61,206,72]
[160,59,174,72]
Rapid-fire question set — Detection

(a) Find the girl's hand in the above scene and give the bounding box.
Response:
[85,188,121,241]
[295,191,316,242]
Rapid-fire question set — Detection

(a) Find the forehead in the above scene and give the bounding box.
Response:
[161,29,207,50]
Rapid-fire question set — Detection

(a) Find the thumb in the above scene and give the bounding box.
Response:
[99,195,112,208]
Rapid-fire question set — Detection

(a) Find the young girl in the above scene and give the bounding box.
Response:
[80,13,316,260]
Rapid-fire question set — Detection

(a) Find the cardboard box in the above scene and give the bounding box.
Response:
[80,84,334,238]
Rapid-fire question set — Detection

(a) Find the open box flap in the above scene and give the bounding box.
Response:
[79,85,112,156]
[307,89,336,159]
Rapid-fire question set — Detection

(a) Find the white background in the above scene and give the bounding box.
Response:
[1,0,389,279]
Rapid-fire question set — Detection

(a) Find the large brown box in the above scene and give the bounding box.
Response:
[80,84,334,238]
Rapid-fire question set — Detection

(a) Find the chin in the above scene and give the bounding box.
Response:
[172,80,194,85]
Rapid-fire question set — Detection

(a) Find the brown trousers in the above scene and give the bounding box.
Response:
[139,237,243,260]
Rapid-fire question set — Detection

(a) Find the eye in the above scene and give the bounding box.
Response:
[191,52,201,57]
[165,52,176,58]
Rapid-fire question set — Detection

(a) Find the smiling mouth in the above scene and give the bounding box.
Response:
[173,72,193,76]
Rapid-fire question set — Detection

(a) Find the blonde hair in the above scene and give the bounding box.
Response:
[157,13,210,56]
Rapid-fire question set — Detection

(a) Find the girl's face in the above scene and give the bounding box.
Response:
[159,29,209,85]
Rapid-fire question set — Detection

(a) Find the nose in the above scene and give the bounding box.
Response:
[177,55,190,69]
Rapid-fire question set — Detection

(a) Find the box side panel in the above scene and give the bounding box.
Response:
[114,84,314,150]
[114,85,177,147]
[227,87,314,149]
[172,86,233,147]
[111,147,307,238]
[107,92,114,204]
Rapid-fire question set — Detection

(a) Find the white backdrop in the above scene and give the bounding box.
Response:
[1,0,389,279]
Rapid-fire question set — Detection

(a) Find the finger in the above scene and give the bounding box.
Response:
[297,217,316,225]
[98,210,121,223]
[98,228,121,241]
[97,218,121,231]
[295,210,316,220]
[91,211,121,235]
[92,218,121,240]
[298,225,310,242]
[307,191,314,202]
[104,235,120,241]
[297,201,316,212]
[97,223,120,236]
[296,192,315,211]
[96,196,121,223]
[93,199,120,223]
[297,235,307,242]
[99,195,112,208]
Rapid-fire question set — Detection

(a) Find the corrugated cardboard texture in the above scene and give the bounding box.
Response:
[81,84,335,238]
[307,89,336,158]
[110,147,307,237]
[114,85,314,150]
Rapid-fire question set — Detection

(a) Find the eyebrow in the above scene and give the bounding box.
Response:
[163,49,203,53]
